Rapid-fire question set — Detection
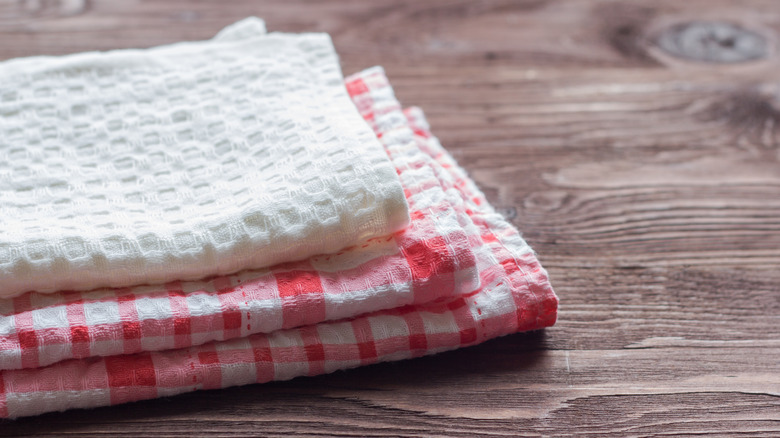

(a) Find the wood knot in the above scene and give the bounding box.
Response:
[0,0,88,24]
[656,21,768,63]
[697,86,780,152]
[598,4,659,66]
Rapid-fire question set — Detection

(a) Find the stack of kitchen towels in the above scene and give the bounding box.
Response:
[0,18,557,418]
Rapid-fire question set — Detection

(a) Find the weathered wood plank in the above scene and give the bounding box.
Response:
[0,0,778,435]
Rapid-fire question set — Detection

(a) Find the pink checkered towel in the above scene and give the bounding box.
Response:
[0,67,557,419]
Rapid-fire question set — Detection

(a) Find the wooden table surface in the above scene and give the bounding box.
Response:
[1,0,779,436]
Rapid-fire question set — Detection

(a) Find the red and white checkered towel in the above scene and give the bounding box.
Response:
[0,67,557,419]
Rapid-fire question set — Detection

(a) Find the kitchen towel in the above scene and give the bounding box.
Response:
[0,67,557,418]
[0,18,409,297]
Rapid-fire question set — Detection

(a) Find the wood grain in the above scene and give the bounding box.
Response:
[1,0,779,436]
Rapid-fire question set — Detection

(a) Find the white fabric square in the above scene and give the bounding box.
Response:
[316,322,358,345]
[369,315,411,340]
[83,301,120,326]
[185,293,222,318]
[134,296,173,321]
[420,311,459,335]
[31,306,69,330]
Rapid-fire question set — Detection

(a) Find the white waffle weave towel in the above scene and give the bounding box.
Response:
[0,18,409,297]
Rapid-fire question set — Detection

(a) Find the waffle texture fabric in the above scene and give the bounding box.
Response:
[0,18,409,298]
[0,67,558,419]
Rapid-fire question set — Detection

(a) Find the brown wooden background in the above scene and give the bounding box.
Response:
[1,0,779,436]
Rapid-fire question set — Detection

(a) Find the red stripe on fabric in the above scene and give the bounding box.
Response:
[61,291,90,359]
[276,270,323,298]
[481,233,499,243]
[70,326,89,343]
[410,128,427,138]
[198,351,220,365]
[223,312,242,331]
[409,209,425,221]
[105,353,156,387]
[13,295,38,369]
[459,327,478,345]
[275,269,326,329]
[122,322,141,340]
[400,311,428,356]
[447,298,479,345]
[116,290,141,354]
[407,236,457,277]
[0,372,6,418]
[345,78,369,97]
[105,352,157,405]
[402,236,457,304]
[351,319,378,364]
[500,258,520,276]
[213,276,243,341]
[304,342,325,362]
[17,331,36,349]
[165,282,193,349]
[196,345,223,390]
[299,326,325,376]
[173,318,191,336]
[250,336,274,383]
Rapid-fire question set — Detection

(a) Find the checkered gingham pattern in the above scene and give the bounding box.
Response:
[0,67,557,418]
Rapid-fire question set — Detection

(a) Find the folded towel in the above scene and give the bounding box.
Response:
[0,18,409,297]
[0,67,557,419]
